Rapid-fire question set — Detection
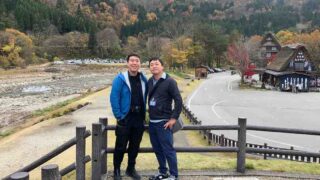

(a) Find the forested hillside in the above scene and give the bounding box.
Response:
[1,0,320,69]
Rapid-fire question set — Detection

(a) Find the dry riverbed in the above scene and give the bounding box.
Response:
[0,63,124,134]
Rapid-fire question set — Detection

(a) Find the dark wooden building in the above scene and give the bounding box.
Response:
[262,44,319,91]
[260,32,281,67]
[195,65,208,78]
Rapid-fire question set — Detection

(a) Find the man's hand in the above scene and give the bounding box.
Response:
[164,118,176,129]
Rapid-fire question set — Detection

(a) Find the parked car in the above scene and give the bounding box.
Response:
[213,67,223,72]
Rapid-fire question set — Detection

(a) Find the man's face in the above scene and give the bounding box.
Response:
[127,56,141,73]
[149,60,164,75]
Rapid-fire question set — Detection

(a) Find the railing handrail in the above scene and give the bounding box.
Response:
[104,125,240,130]
[247,125,320,136]
[105,147,239,153]
[104,124,320,136]
[4,128,91,180]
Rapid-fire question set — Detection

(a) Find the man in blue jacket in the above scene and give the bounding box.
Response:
[147,58,182,180]
[110,54,148,180]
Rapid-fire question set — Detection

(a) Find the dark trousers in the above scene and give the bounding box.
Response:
[113,112,144,169]
[149,121,178,177]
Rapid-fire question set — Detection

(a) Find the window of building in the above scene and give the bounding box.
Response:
[294,62,304,71]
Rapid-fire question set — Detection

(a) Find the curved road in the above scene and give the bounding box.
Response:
[187,72,320,153]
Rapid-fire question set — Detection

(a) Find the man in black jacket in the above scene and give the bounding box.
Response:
[147,58,182,180]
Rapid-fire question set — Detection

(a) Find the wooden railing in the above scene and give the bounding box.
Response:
[3,125,92,180]
[182,104,320,163]
[5,112,320,180]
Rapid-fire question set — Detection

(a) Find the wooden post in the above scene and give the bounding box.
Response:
[237,117,247,173]
[290,146,294,161]
[41,164,60,180]
[99,117,108,175]
[232,140,236,147]
[92,123,102,180]
[220,134,225,146]
[76,126,86,180]
[264,143,268,160]
[208,132,213,145]
[215,135,219,144]
[10,172,29,180]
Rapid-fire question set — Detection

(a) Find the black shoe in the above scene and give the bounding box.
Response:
[126,167,141,180]
[114,168,121,180]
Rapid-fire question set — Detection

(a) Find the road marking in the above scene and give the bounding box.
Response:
[210,101,308,151]
[246,133,306,149]
[211,100,227,122]
[187,80,206,109]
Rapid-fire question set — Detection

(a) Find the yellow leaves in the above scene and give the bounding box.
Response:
[276,30,297,45]
[6,28,26,37]
[129,14,138,24]
[81,6,92,17]
[0,28,35,68]
[5,28,33,48]
[171,48,188,64]
[127,36,139,45]
[161,37,194,66]
[146,12,157,21]
[175,36,193,50]
[2,45,14,53]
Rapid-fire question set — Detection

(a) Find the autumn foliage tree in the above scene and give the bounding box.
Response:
[161,36,194,69]
[227,42,250,83]
[246,35,263,67]
[0,29,37,69]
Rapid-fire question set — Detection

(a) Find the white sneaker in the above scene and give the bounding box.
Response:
[149,172,169,180]
[163,175,178,180]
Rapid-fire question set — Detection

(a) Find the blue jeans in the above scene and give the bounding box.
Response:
[149,121,178,177]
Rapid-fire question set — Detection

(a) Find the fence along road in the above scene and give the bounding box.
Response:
[187,72,320,152]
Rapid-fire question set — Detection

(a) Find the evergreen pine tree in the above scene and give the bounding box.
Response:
[88,27,98,55]
[56,0,68,11]
[0,0,6,15]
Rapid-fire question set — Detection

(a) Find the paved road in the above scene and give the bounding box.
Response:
[186,72,320,153]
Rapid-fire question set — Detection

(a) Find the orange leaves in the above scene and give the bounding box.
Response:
[146,12,157,21]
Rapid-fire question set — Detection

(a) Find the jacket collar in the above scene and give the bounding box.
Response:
[120,71,147,99]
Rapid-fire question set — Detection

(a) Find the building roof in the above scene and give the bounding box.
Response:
[260,32,281,48]
[266,44,311,72]
[267,46,294,71]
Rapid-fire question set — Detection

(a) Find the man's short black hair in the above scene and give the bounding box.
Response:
[126,53,140,62]
[148,57,164,66]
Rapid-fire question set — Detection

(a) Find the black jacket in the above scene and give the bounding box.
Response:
[148,74,182,120]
